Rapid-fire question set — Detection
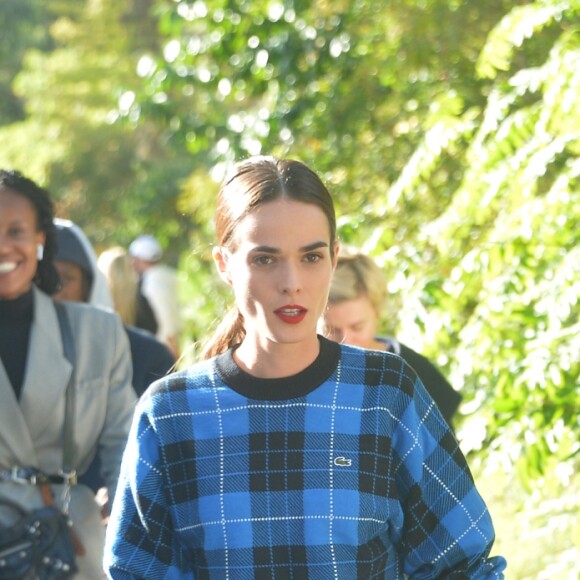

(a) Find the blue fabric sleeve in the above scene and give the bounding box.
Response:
[392,371,506,578]
[104,403,193,579]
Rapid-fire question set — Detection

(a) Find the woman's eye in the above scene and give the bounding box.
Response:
[252,255,274,266]
[304,253,322,263]
[9,226,26,238]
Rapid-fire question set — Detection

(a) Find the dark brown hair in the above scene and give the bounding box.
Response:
[202,156,337,359]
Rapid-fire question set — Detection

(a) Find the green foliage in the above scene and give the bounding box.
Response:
[0,0,53,123]
[357,5,579,573]
[476,0,579,79]
[474,463,580,578]
[0,0,185,246]
[372,8,579,572]
[118,0,520,348]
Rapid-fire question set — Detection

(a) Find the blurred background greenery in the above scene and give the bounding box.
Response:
[1,0,578,575]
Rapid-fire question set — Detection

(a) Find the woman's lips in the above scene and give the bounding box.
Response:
[274,305,307,324]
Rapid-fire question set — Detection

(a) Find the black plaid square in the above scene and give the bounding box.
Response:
[404,484,440,549]
[127,495,174,565]
[359,434,391,496]
[163,440,198,503]
[355,535,389,578]
[364,351,386,387]
[439,431,471,476]
[253,544,308,570]
[364,351,415,398]
[249,431,305,492]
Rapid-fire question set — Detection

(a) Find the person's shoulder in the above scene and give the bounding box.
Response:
[337,341,419,391]
[394,339,446,376]
[125,324,176,363]
[338,341,405,370]
[59,299,118,324]
[126,324,170,349]
[375,335,436,371]
[142,263,178,291]
[145,358,215,398]
[392,339,423,360]
[338,340,399,361]
[54,301,127,347]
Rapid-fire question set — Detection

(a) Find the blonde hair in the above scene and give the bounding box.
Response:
[97,246,138,325]
[328,250,387,315]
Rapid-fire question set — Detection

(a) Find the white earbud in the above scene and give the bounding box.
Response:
[37,244,44,261]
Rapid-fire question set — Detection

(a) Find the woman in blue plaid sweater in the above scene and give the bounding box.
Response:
[104,156,506,578]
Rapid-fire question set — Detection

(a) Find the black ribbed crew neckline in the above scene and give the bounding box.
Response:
[215,335,340,400]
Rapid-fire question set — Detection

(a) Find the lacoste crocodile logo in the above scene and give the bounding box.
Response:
[334,456,352,467]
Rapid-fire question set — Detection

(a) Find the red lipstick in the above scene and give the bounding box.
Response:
[274,305,307,324]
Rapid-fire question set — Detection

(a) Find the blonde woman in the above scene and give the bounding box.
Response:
[322,250,462,427]
[96,246,176,397]
[97,247,138,326]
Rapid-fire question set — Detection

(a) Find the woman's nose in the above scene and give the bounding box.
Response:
[280,262,302,295]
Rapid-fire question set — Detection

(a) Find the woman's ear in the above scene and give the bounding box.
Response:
[331,242,340,270]
[212,246,232,285]
[35,231,46,261]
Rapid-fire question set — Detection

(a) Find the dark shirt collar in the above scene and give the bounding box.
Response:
[0,288,34,322]
[215,335,340,400]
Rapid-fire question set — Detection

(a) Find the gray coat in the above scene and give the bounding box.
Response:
[0,287,136,578]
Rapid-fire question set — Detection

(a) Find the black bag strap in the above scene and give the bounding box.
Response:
[54,302,76,478]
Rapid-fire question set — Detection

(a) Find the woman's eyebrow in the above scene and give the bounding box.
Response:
[251,241,329,254]
[252,245,280,254]
[301,241,329,252]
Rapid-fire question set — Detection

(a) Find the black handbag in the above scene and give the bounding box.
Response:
[0,497,77,579]
[0,303,83,579]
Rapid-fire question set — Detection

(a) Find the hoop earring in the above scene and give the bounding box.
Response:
[37,244,44,261]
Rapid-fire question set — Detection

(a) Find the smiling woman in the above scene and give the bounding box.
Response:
[0,169,136,579]
[104,156,507,579]
[0,185,52,301]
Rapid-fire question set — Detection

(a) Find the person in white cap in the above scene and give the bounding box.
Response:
[129,234,182,358]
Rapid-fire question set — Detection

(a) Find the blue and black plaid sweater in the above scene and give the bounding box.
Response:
[105,337,506,578]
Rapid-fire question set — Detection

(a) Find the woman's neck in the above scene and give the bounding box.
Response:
[234,334,321,379]
[0,287,34,320]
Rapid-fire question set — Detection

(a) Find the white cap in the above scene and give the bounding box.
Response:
[129,235,163,262]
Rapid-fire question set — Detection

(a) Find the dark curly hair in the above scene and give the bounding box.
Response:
[0,169,60,294]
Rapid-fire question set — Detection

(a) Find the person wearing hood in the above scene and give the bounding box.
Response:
[53,221,176,398]
[52,218,114,308]
[53,221,176,496]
